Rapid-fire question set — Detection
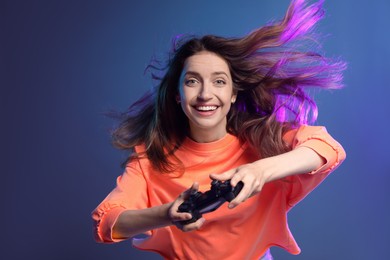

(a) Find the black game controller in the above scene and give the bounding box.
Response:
[177,180,244,225]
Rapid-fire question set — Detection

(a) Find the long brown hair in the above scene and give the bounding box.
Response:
[111,0,345,172]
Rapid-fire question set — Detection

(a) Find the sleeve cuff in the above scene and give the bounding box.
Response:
[94,207,128,243]
[297,138,344,175]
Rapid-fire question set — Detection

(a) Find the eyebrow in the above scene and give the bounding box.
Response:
[185,71,230,78]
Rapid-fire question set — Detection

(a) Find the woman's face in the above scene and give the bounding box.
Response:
[177,51,236,142]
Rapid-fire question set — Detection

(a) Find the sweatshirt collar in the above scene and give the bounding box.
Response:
[181,133,238,154]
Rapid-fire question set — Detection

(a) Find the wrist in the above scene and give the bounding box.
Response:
[161,202,174,225]
[252,157,281,183]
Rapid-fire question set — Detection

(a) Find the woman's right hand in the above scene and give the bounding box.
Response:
[168,182,206,232]
[112,182,205,240]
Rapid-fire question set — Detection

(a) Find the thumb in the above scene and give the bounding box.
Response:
[190,182,199,192]
[182,182,199,200]
[210,169,236,181]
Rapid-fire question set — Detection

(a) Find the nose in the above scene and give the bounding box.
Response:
[197,83,213,100]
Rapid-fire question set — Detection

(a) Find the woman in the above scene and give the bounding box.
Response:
[92,0,346,259]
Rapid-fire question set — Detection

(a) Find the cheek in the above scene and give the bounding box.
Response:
[180,87,196,104]
[220,89,235,104]
[178,90,191,113]
[223,102,232,113]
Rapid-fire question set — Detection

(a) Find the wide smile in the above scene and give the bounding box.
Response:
[192,105,220,116]
[195,105,218,111]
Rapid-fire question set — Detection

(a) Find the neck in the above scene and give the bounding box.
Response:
[188,128,227,143]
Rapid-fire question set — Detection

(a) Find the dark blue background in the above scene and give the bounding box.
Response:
[3,0,389,259]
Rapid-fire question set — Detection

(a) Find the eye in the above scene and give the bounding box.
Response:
[185,78,198,86]
[215,79,226,86]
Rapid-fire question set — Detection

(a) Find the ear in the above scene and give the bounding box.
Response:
[231,94,237,104]
[176,95,181,104]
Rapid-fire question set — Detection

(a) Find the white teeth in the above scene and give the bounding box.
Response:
[196,106,217,111]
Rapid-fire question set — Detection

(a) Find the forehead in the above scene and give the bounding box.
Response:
[183,51,230,75]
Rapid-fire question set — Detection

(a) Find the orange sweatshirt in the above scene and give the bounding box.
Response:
[92,125,346,260]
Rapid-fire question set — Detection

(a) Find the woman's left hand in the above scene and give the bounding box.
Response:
[210,147,326,209]
[210,161,272,209]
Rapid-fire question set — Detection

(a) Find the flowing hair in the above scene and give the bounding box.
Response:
[111,0,346,172]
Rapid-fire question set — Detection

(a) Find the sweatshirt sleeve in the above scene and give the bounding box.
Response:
[91,159,150,243]
[282,125,346,208]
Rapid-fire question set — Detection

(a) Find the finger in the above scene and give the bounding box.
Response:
[187,182,199,194]
[169,200,192,220]
[171,182,200,222]
[230,173,243,187]
[228,182,252,208]
[170,212,193,223]
[210,168,237,181]
[190,182,199,192]
[181,218,206,232]
[181,182,199,200]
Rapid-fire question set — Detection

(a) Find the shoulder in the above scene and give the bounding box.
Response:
[134,144,146,153]
[121,144,152,178]
[283,125,330,145]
